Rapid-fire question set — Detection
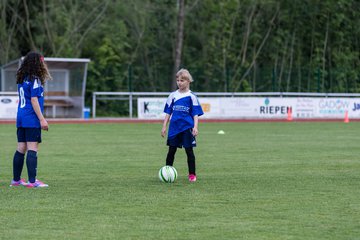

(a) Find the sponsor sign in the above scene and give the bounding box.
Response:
[138,97,360,119]
[137,98,166,119]
[0,96,18,119]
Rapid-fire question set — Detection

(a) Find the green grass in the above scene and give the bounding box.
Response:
[0,122,359,240]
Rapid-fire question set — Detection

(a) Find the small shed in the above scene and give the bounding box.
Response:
[1,57,90,118]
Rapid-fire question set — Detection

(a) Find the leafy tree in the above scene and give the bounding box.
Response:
[1,0,359,96]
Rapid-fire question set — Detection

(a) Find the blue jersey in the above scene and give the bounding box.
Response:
[16,76,44,128]
[164,90,204,138]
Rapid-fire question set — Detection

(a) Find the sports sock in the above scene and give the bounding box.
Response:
[26,150,38,183]
[185,147,196,175]
[13,151,25,181]
[166,146,177,166]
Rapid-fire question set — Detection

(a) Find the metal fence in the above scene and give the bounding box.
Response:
[92,91,360,118]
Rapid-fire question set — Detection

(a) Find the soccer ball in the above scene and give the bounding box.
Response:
[158,165,178,183]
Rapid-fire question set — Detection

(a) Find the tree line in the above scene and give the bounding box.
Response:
[1,0,359,98]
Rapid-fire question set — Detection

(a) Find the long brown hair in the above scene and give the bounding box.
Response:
[16,51,52,84]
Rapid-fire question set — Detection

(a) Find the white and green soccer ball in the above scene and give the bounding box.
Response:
[158,165,178,183]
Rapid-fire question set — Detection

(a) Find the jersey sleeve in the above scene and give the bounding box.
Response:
[163,93,174,115]
[30,78,42,98]
[191,94,204,117]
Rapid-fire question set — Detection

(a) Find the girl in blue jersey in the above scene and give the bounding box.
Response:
[161,69,204,182]
[10,51,52,188]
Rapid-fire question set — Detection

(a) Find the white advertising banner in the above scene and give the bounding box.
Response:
[0,96,18,119]
[137,98,166,119]
[199,97,295,119]
[138,97,360,119]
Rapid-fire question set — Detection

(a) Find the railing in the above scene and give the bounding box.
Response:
[0,91,17,95]
[92,91,360,118]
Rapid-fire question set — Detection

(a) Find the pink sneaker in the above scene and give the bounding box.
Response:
[10,178,26,187]
[188,174,197,182]
[26,179,49,188]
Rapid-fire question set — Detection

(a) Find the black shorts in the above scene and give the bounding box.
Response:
[167,128,196,148]
[17,127,42,143]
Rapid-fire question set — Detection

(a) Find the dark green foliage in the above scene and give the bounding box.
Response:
[1,0,359,96]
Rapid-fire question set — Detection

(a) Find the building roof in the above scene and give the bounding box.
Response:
[1,57,90,69]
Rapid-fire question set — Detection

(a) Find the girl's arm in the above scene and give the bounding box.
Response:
[31,97,48,131]
[161,114,170,137]
[192,115,199,136]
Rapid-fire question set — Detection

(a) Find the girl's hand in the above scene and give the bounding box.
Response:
[192,127,198,137]
[40,118,49,131]
[161,114,170,138]
[161,126,167,137]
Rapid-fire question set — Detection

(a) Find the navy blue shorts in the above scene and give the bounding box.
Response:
[167,129,196,148]
[17,127,42,143]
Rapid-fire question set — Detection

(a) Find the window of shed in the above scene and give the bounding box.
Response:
[46,70,69,93]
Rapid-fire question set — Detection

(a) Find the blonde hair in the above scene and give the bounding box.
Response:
[176,68,194,82]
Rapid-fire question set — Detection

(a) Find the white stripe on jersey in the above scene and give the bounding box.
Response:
[166,90,199,107]
[33,79,39,89]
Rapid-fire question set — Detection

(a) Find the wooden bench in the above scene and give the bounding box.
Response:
[44,91,74,118]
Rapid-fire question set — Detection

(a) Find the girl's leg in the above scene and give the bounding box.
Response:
[185,147,196,175]
[26,142,38,183]
[166,146,177,166]
[13,143,27,181]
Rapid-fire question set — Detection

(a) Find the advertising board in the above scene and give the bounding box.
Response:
[137,97,360,119]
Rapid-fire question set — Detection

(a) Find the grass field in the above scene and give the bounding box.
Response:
[0,122,359,240]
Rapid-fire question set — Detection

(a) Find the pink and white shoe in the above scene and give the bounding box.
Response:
[26,179,49,188]
[188,174,197,182]
[10,178,27,187]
